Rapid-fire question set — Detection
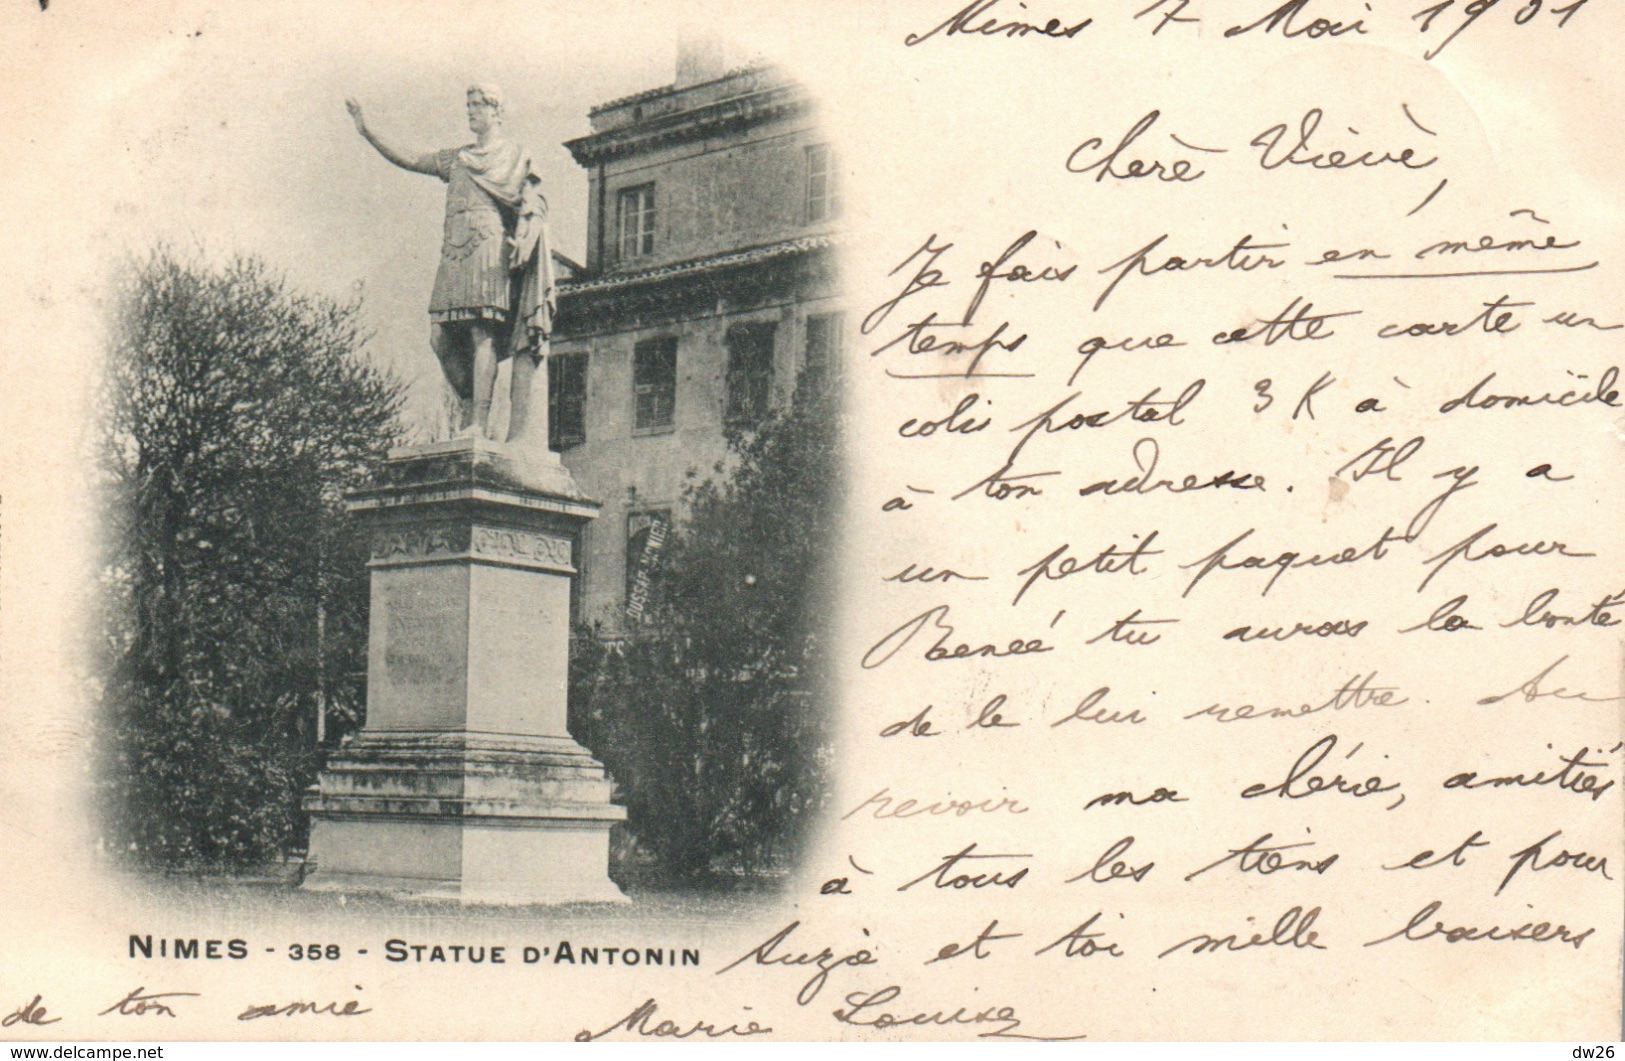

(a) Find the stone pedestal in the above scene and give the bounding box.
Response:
[303,438,627,904]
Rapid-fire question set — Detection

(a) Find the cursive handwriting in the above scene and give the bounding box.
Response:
[1226,0,1370,39]
[1094,232,1288,310]
[964,230,1076,322]
[1077,437,1266,498]
[1419,523,1593,592]
[1084,786,1186,809]
[3,995,60,1027]
[1034,914,1126,958]
[1241,734,1404,807]
[1184,833,1338,881]
[1439,366,1620,413]
[1053,686,1149,726]
[238,997,371,1020]
[863,235,952,336]
[576,999,772,1041]
[833,985,1085,1040]
[898,843,1032,891]
[1185,671,1407,724]
[843,787,1028,820]
[1012,533,1162,605]
[716,922,879,1006]
[1223,617,1368,642]
[862,604,1052,668]
[1066,836,1154,884]
[926,919,1021,963]
[1500,587,1623,630]
[1382,830,1490,871]
[904,0,1093,46]
[1496,830,1612,896]
[1442,746,1616,801]
[1251,107,1436,171]
[98,987,199,1018]
[1066,110,1205,183]
[1365,901,1593,949]
[1476,656,1623,705]
[1159,906,1327,957]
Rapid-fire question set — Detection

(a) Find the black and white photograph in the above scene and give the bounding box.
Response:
[96,33,841,910]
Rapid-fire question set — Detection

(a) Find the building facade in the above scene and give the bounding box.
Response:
[551,53,841,633]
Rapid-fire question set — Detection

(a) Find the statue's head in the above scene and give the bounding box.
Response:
[466,84,505,134]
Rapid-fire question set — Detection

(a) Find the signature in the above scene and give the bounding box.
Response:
[576,998,772,1041]
[833,985,1085,1040]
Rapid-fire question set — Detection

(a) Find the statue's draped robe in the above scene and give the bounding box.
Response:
[424,139,555,362]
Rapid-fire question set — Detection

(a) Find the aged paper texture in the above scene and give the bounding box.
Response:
[1,0,1621,1043]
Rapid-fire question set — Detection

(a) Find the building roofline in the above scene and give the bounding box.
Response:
[550,249,585,277]
[587,81,679,117]
[565,73,810,167]
[557,234,839,296]
[587,64,768,117]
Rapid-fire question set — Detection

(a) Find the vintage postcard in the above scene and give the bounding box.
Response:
[1,0,1620,1044]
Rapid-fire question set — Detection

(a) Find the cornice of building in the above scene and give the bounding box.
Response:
[554,234,840,339]
[565,77,811,167]
[558,233,840,296]
[587,64,783,121]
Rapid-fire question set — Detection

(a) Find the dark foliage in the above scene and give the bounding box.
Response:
[96,249,405,868]
[570,375,840,884]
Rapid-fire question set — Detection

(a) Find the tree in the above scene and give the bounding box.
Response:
[96,249,406,868]
[570,374,840,884]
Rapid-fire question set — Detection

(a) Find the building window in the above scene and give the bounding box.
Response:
[725,322,776,425]
[625,509,671,623]
[632,336,677,431]
[802,312,843,391]
[805,144,839,223]
[548,352,588,450]
[617,184,656,261]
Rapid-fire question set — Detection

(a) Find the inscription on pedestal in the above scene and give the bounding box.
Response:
[383,592,462,691]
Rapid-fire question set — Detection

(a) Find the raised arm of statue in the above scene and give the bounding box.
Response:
[346,83,552,448]
[345,98,438,176]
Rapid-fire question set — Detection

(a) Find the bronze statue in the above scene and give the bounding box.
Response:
[347,85,554,446]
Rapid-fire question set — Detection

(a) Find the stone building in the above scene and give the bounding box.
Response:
[549,49,841,632]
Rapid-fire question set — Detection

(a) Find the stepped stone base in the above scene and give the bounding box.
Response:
[302,439,626,905]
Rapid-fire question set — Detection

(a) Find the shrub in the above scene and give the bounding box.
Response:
[96,249,404,868]
[569,375,840,884]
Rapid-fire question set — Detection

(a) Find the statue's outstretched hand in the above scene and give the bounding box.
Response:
[345,98,367,135]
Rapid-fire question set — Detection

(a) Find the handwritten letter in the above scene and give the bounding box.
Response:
[823,0,1623,1040]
